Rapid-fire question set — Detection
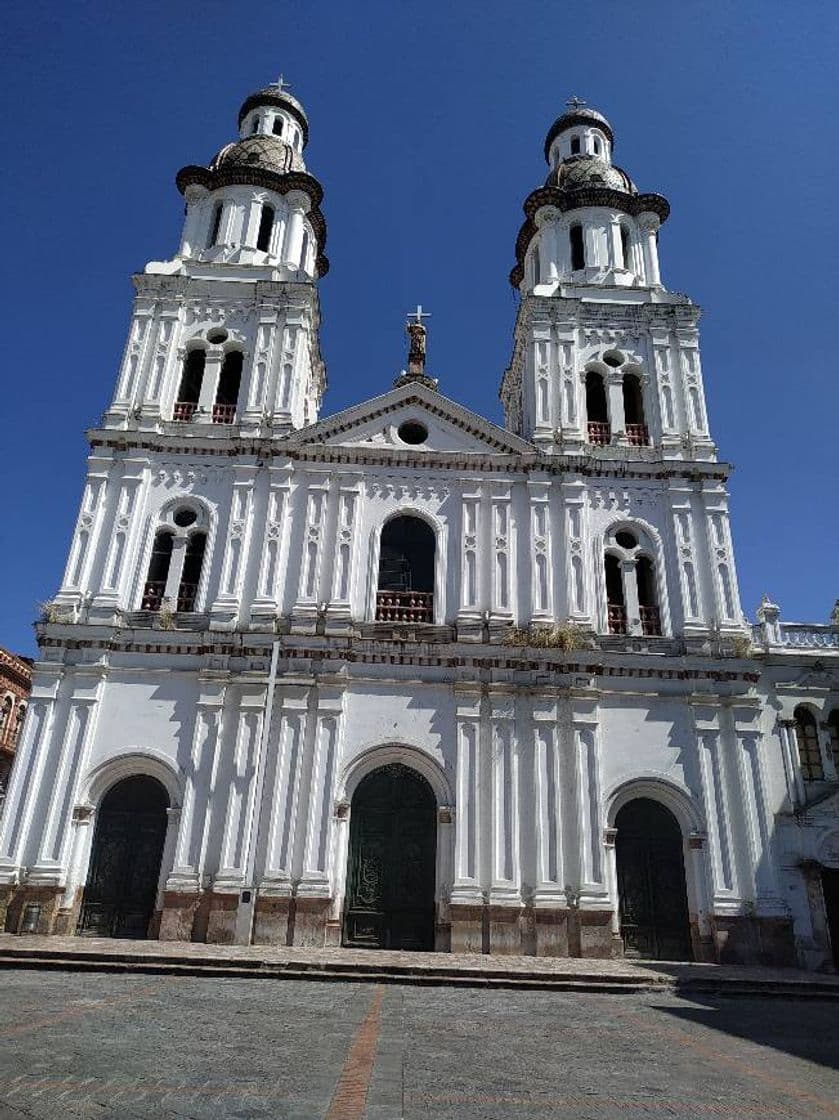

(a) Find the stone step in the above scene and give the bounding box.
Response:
[1,944,838,998]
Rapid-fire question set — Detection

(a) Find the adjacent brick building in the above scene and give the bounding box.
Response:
[0,648,32,815]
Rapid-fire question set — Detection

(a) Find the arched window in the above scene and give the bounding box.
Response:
[620,225,632,269]
[604,554,626,634]
[300,229,310,271]
[142,530,173,610]
[622,373,648,445]
[174,348,205,421]
[593,137,601,155]
[272,117,283,137]
[531,246,541,286]
[0,696,12,736]
[585,370,609,444]
[794,707,824,781]
[208,202,224,248]
[256,203,275,252]
[828,711,839,773]
[570,224,585,271]
[570,136,581,154]
[251,116,259,135]
[636,556,661,635]
[177,532,206,612]
[12,704,25,745]
[213,351,243,423]
[376,515,436,624]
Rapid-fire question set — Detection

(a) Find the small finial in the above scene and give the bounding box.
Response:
[273,74,291,94]
[566,95,587,111]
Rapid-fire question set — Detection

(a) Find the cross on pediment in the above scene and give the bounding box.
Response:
[566,95,587,111]
[273,75,291,94]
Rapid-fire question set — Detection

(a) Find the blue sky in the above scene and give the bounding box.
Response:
[3,0,837,656]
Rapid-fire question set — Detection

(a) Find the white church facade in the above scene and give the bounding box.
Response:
[2,85,838,968]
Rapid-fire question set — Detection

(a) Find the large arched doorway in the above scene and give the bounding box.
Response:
[77,775,169,939]
[615,797,692,961]
[343,764,437,951]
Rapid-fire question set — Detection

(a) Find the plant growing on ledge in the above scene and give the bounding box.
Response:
[502,620,590,651]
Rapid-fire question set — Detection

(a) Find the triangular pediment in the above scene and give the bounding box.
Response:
[285,382,534,457]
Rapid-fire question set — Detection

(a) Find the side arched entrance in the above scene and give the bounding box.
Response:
[616,797,692,961]
[343,764,437,951]
[77,775,169,939]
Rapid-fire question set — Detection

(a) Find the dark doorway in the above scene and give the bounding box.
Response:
[77,775,169,939]
[823,868,839,968]
[616,797,692,961]
[343,764,437,951]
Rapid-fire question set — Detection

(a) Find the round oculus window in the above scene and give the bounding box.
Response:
[173,508,198,528]
[615,530,637,550]
[207,328,229,344]
[397,420,428,445]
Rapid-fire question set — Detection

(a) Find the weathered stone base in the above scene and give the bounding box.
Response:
[2,885,64,935]
[204,891,239,945]
[449,904,484,953]
[710,914,796,967]
[450,903,617,958]
[569,909,619,959]
[159,891,203,942]
[533,907,570,957]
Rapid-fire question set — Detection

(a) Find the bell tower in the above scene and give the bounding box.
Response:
[501,99,744,639]
[102,78,328,438]
[50,80,329,625]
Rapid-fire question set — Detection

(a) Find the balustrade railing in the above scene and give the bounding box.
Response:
[141,581,166,611]
[212,403,236,424]
[173,401,197,422]
[640,605,662,636]
[376,590,434,624]
[608,603,627,635]
[753,622,839,650]
[625,423,649,447]
[176,583,199,613]
[588,421,611,446]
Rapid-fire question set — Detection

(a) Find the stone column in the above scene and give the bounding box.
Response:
[691,701,739,907]
[488,693,521,954]
[179,184,208,257]
[282,191,309,270]
[450,689,483,952]
[532,698,568,956]
[779,718,805,808]
[638,213,661,287]
[606,370,626,441]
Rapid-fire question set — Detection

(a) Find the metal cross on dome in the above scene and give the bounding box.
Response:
[408,304,431,325]
[273,75,291,94]
[566,95,587,110]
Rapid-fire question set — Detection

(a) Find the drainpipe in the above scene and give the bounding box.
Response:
[233,638,281,945]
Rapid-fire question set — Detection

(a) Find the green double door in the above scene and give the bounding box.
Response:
[343,764,437,951]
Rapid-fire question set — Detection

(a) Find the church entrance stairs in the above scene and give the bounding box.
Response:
[1,934,838,999]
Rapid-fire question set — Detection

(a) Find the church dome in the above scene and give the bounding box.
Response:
[210,135,305,176]
[238,85,309,144]
[548,155,636,194]
[544,106,614,160]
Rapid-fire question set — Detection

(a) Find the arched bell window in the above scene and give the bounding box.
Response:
[272,117,284,137]
[213,350,243,424]
[828,710,839,774]
[141,506,209,615]
[604,554,625,635]
[256,203,275,253]
[570,223,585,271]
[620,224,632,270]
[622,373,648,445]
[375,515,436,624]
[794,706,824,781]
[585,369,609,444]
[208,202,224,248]
[603,526,662,637]
[174,348,205,421]
[300,229,310,272]
[570,136,581,154]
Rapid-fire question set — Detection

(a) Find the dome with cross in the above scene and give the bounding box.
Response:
[238,77,309,145]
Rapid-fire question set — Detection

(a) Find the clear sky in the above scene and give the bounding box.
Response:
[3,0,837,657]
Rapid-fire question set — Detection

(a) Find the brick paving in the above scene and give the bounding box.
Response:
[0,969,838,1118]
